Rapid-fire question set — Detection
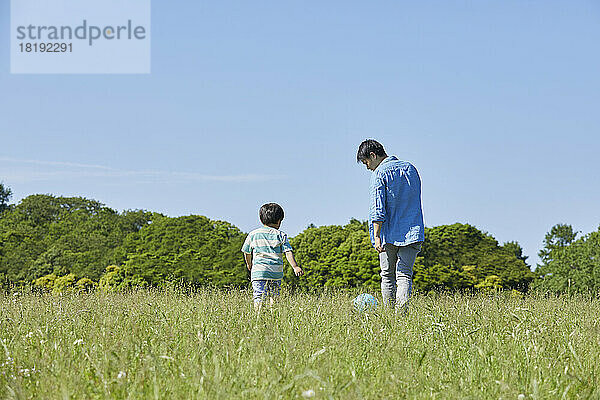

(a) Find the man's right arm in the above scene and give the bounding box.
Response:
[372,221,384,253]
[369,174,386,223]
[369,174,386,252]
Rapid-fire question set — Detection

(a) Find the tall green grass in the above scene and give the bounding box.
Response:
[1,288,599,399]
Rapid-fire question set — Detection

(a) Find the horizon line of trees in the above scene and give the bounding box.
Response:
[1,183,598,294]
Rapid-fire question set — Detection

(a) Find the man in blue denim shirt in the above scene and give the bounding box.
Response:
[357,139,425,312]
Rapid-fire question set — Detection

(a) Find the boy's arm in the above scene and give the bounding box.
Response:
[284,251,304,277]
[243,252,252,271]
[241,234,253,271]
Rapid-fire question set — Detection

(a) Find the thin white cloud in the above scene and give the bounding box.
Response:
[0,157,283,183]
[0,157,115,170]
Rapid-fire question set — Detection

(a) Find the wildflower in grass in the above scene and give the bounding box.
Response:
[24,332,34,339]
[2,356,14,366]
[117,371,126,379]
[302,389,315,398]
[518,394,525,400]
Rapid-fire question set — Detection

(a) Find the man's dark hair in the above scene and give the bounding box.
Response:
[259,203,284,225]
[356,139,387,162]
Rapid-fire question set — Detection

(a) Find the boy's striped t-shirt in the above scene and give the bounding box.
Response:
[241,227,293,281]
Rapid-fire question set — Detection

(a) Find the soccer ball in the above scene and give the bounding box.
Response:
[353,293,378,312]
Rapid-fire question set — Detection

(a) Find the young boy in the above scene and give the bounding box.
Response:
[241,203,303,309]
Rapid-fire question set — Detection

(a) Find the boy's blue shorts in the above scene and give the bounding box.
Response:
[252,279,281,302]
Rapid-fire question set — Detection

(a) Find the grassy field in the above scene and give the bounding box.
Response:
[1,288,599,399]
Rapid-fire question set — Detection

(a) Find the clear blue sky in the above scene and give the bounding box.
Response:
[1,1,599,268]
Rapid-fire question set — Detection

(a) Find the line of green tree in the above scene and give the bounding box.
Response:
[1,183,597,293]
[532,224,600,293]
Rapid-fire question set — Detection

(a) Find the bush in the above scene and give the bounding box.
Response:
[0,273,10,292]
[75,277,97,292]
[33,273,58,291]
[474,275,503,291]
[99,265,148,291]
[53,273,77,293]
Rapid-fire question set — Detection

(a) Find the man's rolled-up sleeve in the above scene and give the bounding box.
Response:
[369,174,386,222]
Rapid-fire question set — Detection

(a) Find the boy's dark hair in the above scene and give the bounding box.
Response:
[356,139,387,162]
[259,203,284,225]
